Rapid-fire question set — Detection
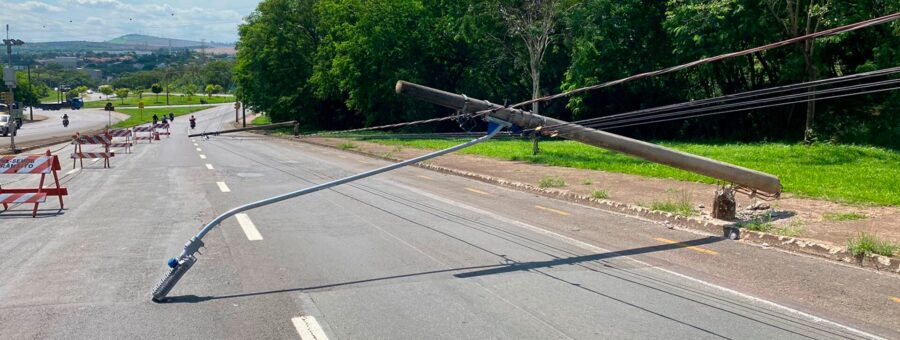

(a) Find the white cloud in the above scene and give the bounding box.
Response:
[4,1,64,12]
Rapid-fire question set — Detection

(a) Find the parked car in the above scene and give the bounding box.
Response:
[0,114,14,137]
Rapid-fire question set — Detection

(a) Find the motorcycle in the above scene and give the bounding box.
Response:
[62,118,69,128]
[189,119,196,129]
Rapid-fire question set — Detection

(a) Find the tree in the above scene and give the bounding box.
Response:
[205,84,218,98]
[134,87,145,99]
[114,88,130,104]
[99,85,114,99]
[213,84,224,95]
[184,83,197,100]
[766,0,833,142]
[150,83,163,103]
[499,0,569,115]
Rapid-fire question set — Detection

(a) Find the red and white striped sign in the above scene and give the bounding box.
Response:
[0,150,66,218]
[0,155,56,174]
[133,126,153,132]
[71,152,115,159]
[107,129,132,137]
[153,123,170,129]
[0,193,47,204]
[108,143,132,148]
[76,135,111,145]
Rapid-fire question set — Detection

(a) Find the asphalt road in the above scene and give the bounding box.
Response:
[3,107,126,145]
[0,105,897,339]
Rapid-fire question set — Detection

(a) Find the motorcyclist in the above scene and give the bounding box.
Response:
[62,114,69,127]
[152,114,159,125]
[161,116,168,125]
[189,115,196,129]
[169,112,175,121]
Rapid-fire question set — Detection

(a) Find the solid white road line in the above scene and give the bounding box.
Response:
[291,316,329,340]
[217,182,231,193]
[392,182,884,340]
[205,164,215,170]
[235,213,263,241]
[200,154,207,159]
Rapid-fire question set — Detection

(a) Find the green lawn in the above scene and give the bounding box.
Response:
[84,94,234,108]
[366,138,900,206]
[251,115,271,125]
[113,106,213,128]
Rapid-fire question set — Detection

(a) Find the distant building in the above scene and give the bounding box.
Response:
[49,57,79,69]
[78,68,103,82]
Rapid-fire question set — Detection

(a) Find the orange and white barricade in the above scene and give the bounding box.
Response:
[0,150,68,218]
[72,133,115,169]
[154,123,170,138]
[133,125,154,143]
[106,129,133,153]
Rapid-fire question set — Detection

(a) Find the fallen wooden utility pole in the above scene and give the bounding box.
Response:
[396,81,782,196]
[188,121,300,138]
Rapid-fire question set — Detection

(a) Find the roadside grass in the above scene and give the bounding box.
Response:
[739,215,774,232]
[823,212,867,221]
[650,199,697,217]
[775,221,806,237]
[83,94,234,108]
[251,115,272,126]
[591,189,610,199]
[338,142,356,150]
[581,179,593,185]
[113,106,212,128]
[538,176,566,188]
[847,232,899,257]
[367,139,900,206]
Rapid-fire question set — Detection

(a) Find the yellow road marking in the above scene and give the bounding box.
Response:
[655,237,718,255]
[535,205,569,216]
[891,297,900,303]
[465,187,492,196]
[417,175,433,180]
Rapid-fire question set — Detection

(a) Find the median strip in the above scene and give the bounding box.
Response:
[655,237,718,255]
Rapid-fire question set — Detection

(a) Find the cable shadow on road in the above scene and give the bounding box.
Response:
[162,237,719,304]
[452,237,720,278]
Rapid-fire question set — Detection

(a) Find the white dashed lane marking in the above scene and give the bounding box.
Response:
[235,213,263,241]
[217,182,231,193]
[205,164,215,170]
[291,316,329,340]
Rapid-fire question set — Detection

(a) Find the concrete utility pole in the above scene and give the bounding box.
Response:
[3,25,24,153]
[395,80,782,195]
[242,105,246,128]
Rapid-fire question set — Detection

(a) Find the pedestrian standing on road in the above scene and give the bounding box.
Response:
[162,116,168,125]
[152,114,159,125]
[169,112,174,121]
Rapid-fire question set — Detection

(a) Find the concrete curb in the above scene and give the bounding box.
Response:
[290,136,900,274]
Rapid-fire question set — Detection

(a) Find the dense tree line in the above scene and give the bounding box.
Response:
[234,0,900,147]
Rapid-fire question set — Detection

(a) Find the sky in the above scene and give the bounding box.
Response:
[0,0,262,43]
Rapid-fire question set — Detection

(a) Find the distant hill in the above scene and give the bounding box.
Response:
[19,34,233,53]
[107,34,232,48]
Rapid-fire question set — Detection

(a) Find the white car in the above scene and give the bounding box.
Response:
[0,114,14,137]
